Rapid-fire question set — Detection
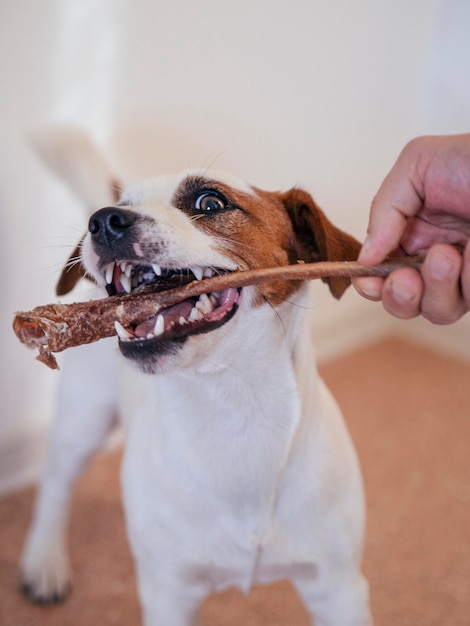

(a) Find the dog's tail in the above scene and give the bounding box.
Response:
[31,126,122,296]
[30,125,121,213]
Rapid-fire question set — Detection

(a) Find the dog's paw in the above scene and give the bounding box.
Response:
[19,544,71,604]
[20,578,71,605]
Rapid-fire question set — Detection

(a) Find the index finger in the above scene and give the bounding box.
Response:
[359,145,425,266]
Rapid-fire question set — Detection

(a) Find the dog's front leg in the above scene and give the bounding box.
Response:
[20,340,118,603]
[128,544,207,626]
[137,575,205,626]
[293,569,372,626]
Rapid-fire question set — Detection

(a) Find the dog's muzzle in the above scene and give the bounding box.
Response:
[86,206,242,371]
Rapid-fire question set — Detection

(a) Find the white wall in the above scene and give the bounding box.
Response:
[1,0,470,493]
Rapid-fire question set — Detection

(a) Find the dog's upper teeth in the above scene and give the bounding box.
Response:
[120,273,132,293]
[122,262,133,278]
[105,262,218,290]
[191,267,204,281]
[105,262,115,285]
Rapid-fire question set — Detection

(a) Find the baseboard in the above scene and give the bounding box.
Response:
[388,313,470,363]
[311,288,390,364]
[312,286,470,365]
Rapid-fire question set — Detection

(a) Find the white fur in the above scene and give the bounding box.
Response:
[20,132,372,625]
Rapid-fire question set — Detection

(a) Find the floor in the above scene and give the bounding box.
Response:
[0,338,469,625]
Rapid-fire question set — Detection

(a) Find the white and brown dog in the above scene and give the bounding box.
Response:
[20,130,372,625]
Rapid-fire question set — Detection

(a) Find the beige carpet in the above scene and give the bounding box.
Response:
[1,338,469,625]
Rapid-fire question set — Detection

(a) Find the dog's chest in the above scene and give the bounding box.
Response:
[120,349,309,567]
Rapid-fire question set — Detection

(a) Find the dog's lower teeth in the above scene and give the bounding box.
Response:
[189,307,203,323]
[195,293,212,314]
[154,315,165,336]
[114,320,133,341]
[114,287,224,342]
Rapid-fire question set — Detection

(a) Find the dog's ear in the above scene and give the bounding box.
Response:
[280,188,361,299]
[56,236,92,296]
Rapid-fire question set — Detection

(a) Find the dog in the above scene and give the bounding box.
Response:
[20,129,372,625]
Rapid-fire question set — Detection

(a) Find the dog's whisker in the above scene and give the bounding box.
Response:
[209,235,253,254]
[197,152,227,178]
[262,294,289,345]
[36,259,80,282]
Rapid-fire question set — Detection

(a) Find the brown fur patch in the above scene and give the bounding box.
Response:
[188,181,360,304]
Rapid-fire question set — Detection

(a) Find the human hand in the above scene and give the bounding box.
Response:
[354,134,470,324]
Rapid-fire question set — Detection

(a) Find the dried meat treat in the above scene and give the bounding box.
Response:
[13,258,422,369]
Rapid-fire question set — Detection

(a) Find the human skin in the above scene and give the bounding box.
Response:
[354,134,470,324]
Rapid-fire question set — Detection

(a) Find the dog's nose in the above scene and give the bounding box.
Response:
[88,207,137,245]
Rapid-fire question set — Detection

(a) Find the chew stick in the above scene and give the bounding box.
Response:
[13,257,422,369]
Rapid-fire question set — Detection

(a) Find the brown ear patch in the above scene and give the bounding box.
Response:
[280,188,361,299]
[55,238,92,296]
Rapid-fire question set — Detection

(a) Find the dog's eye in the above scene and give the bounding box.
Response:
[194,193,226,213]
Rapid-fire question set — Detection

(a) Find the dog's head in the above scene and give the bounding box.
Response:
[58,170,360,373]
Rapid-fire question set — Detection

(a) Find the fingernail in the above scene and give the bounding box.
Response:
[427,251,455,280]
[389,279,416,304]
[355,278,381,301]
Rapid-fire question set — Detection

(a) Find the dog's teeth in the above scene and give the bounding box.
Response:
[114,320,133,341]
[105,262,115,285]
[154,314,165,336]
[121,273,132,293]
[209,294,218,306]
[195,293,213,314]
[118,261,131,278]
[152,263,162,277]
[179,316,187,326]
[191,267,204,281]
[203,268,214,278]
[189,306,204,322]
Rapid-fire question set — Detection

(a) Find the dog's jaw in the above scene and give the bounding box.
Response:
[82,249,245,374]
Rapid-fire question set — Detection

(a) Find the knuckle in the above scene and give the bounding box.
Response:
[421,299,465,325]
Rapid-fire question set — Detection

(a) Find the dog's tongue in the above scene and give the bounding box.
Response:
[134,301,194,338]
[132,288,239,339]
